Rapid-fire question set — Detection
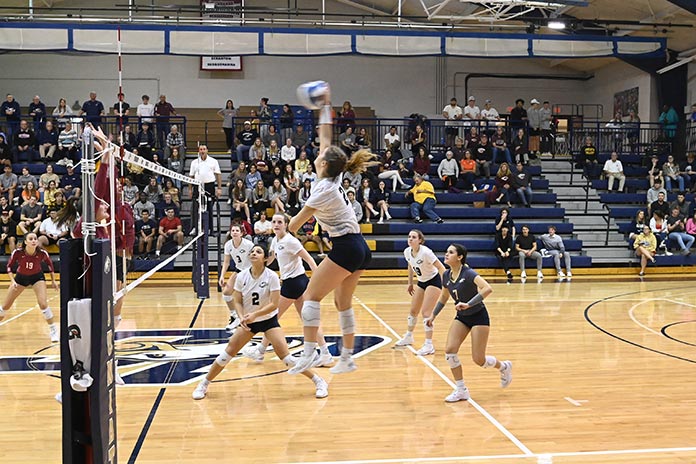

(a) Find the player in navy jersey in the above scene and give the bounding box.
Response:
[0,232,59,342]
[425,243,512,402]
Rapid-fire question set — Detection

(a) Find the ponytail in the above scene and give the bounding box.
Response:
[55,197,80,229]
[344,149,379,175]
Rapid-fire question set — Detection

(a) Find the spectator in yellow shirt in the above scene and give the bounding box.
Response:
[633,224,656,277]
[406,174,444,224]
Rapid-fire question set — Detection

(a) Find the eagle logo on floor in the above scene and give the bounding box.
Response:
[0,329,390,386]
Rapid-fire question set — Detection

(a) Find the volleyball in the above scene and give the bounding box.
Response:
[296,80,330,110]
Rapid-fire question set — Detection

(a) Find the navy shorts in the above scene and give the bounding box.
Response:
[328,234,372,273]
[454,307,490,328]
[247,314,281,334]
[14,273,45,287]
[417,273,442,291]
[280,273,309,300]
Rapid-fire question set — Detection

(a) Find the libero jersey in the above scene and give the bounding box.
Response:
[223,238,254,271]
[270,234,306,280]
[305,174,360,237]
[403,245,439,282]
[233,267,281,322]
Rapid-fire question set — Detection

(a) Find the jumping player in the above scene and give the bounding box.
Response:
[288,83,377,375]
[0,232,59,342]
[219,223,254,330]
[425,244,512,402]
[242,214,333,366]
[192,245,328,400]
[394,230,446,355]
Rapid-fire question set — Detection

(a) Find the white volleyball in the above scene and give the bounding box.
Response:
[296,80,330,110]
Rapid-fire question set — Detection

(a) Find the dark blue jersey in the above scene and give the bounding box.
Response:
[444,266,485,314]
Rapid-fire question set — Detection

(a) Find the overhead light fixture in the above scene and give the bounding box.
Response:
[203,2,215,9]
[548,21,566,29]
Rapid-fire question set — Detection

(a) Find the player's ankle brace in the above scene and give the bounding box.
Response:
[41,307,53,320]
[338,308,355,335]
[407,315,417,329]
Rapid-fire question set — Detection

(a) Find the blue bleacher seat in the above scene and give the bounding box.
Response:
[377,238,582,253]
[391,192,557,204]
[389,206,566,219]
[382,222,573,235]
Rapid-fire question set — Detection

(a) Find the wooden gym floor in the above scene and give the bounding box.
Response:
[0,276,695,463]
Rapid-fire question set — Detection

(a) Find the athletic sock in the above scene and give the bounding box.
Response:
[303,341,318,356]
[200,378,210,386]
[311,374,322,385]
[424,339,433,345]
[455,379,466,390]
[340,347,353,360]
[319,344,330,355]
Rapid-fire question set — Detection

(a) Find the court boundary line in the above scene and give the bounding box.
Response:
[353,296,534,457]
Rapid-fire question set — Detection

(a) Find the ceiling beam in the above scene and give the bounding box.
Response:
[665,0,696,15]
[331,0,391,16]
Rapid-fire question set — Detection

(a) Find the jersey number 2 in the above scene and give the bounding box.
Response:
[251,292,260,306]
[337,186,350,206]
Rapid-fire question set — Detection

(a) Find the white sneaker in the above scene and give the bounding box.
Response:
[314,378,329,398]
[226,199,231,205]
[520,271,527,279]
[377,219,383,224]
[394,333,414,347]
[537,271,544,280]
[189,228,197,236]
[55,392,62,404]
[192,380,209,400]
[115,370,125,386]
[416,343,435,356]
[288,351,318,375]
[566,271,572,278]
[317,253,327,259]
[500,360,513,388]
[155,250,160,257]
[49,323,59,343]
[445,388,470,402]
[242,345,265,363]
[385,213,392,221]
[225,314,238,332]
[557,270,566,279]
[313,352,334,367]
[664,250,673,256]
[329,357,357,374]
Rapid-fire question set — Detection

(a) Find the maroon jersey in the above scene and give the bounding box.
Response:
[7,247,54,276]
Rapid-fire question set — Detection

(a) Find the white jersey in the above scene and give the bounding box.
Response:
[224,238,254,271]
[270,234,306,280]
[233,267,280,322]
[404,245,440,282]
[305,174,360,237]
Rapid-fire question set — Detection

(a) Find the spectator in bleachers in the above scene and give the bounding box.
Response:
[0,164,17,202]
[253,211,273,246]
[229,178,252,223]
[52,98,73,129]
[283,164,300,210]
[406,174,443,224]
[301,163,317,184]
[133,191,156,218]
[267,139,281,167]
[218,100,237,154]
[135,209,157,258]
[491,127,512,165]
[384,125,401,155]
[228,161,247,193]
[603,151,626,193]
[372,180,392,224]
[295,150,310,176]
[496,208,517,241]
[398,158,413,181]
[1,94,21,141]
[442,97,463,148]
[356,127,371,151]
[474,133,493,178]
[650,191,670,217]
[21,181,40,205]
[38,208,69,247]
[342,177,352,192]
[37,120,58,163]
[511,128,529,165]
[268,178,287,214]
[515,225,542,280]
[0,209,17,253]
[136,95,155,127]
[513,161,533,207]
[164,125,185,160]
[0,196,10,216]
[262,124,281,150]
[112,92,130,129]
[18,167,36,190]
[163,179,179,205]
[459,149,477,192]
[253,152,271,182]
[679,153,696,191]
[156,192,180,219]
[345,188,363,223]
[658,104,679,139]
[39,165,59,196]
[52,190,66,211]
[662,155,685,192]
[670,192,691,217]
[649,210,670,255]
[18,196,42,235]
[626,109,640,154]
[337,101,356,132]
[249,137,265,162]
[122,176,138,205]
[579,136,599,179]
[136,122,155,161]
[527,99,541,156]
[378,150,409,192]
[605,112,624,153]
[13,120,37,163]
[80,92,105,129]
[339,126,357,155]
[258,97,272,142]
[279,104,294,142]
[628,210,647,240]
[494,225,514,282]
[56,122,78,164]
[481,99,500,124]
[281,137,296,165]
[245,164,262,191]
[292,123,309,155]
[633,225,656,276]
[248,110,260,136]
[540,101,553,155]
[540,225,572,279]
[343,168,362,191]
[155,207,183,257]
[42,180,59,209]
[251,179,270,216]
[667,207,694,255]
[155,95,177,149]
[166,147,184,184]
[647,155,663,188]
[28,96,47,134]
[410,124,427,156]
[686,211,696,239]
[144,177,163,205]
[509,98,528,130]
[413,147,431,179]
[463,96,480,126]
[0,134,10,164]
[464,126,479,150]
[357,178,378,223]
[451,136,465,162]
[299,178,312,208]
[235,121,258,163]
[437,150,459,193]
[493,163,513,207]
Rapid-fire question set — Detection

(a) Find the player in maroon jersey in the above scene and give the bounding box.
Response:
[0,232,59,342]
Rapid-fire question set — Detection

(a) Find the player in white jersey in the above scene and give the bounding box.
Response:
[192,245,328,400]
[288,84,378,375]
[242,214,333,367]
[394,230,446,355]
[220,223,255,330]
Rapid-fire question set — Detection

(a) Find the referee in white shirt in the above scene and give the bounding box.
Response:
[189,144,222,233]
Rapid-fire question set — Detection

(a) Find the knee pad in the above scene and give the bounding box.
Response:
[215,351,232,367]
[445,353,461,369]
[423,319,433,333]
[301,300,322,327]
[407,315,417,328]
[41,307,53,321]
[483,355,497,369]
[222,294,234,302]
[338,308,356,335]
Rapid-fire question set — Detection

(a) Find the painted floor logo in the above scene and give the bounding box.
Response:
[0,328,391,386]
